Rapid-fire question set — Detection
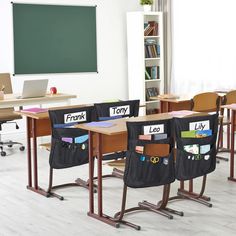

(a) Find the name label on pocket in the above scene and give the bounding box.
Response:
[64,111,87,123]
[109,105,130,117]
[189,120,209,131]
[143,124,164,135]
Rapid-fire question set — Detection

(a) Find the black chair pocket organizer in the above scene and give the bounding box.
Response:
[49,128,89,169]
[114,118,183,230]
[124,149,175,188]
[124,137,174,188]
[174,114,218,180]
[47,105,96,200]
[49,106,95,169]
[93,99,140,179]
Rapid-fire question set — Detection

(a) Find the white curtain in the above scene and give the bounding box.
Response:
[171,0,236,96]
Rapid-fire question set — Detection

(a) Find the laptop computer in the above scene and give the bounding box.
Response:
[17,79,48,99]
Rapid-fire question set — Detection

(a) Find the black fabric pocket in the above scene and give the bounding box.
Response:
[175,146,216,180]
[136,137,171,146]
[178,135,216,149]
[49,138,89,169]
[124,150,175,188]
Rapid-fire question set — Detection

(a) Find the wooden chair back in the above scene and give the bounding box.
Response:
[223,90,236,105]
[0,73,19,122]
[191,92,220,113]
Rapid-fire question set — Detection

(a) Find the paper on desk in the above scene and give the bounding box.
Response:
[21,107,48,114]
[224,103,236,109]
[85,121,115,128]
[169,110,197,118]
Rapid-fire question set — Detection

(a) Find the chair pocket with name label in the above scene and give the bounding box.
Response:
[174,114,218,181]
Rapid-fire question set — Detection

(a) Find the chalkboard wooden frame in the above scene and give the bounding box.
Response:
[12,3,97,75]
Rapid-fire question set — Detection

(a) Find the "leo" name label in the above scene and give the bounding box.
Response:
[143,124,164,135]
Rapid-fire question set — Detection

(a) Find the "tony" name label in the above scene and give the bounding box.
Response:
[64,111,87,124]
[143,124,164,135]
[109,105,130,117]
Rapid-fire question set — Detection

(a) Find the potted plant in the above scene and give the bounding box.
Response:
[140,0,153,12]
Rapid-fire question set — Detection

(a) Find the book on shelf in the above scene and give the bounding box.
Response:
[146,66,160,80]
[144,39,160,58]
[145,69,151,80]
[144,21,158,36]
[144,26,154,36]
[151,66,157,80]
[148,21,159,36]
[144,23,149,30]
[21,107,48,114]
[156,44,160,56]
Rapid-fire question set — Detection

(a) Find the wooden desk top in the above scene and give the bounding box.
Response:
[155,94,192,103]
[156,92,227,104]
[77,113,173,135]
[0,93,76,109]
[15,104,88,120]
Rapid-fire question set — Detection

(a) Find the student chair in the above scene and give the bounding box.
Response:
[218,90,236,154]
[47,105,96,200]
[94,99,140,178]
[190,92,227,161]
[0,73,25,156]
[191,92,220,113]
[114,119,183,230]
[170,113,218,207]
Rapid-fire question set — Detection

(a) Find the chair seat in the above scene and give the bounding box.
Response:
[105,159,125,171]
[0,108,22,121]
[39,142,51,151]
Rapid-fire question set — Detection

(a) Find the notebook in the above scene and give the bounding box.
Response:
[17,79,48,99]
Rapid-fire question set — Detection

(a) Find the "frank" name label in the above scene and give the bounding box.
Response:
[64,111,87,124]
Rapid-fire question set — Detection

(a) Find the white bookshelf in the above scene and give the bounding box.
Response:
[127,12,164,115]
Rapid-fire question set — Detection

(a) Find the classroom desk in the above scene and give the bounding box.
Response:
[157,92,227,113]
[77,112,207,228]
[157,95,192,113]
[11,97,78,197]
[0,93,76,109]
[221,104,236,182]
[14,108,213,227]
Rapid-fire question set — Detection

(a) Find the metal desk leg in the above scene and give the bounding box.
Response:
[228,110,236,182]
[26,117,32,188]
[87,132,119,228]
[88,131,94,214]
[26,118,49,197]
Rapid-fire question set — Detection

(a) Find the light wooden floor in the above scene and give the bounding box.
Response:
[0,134,236,236]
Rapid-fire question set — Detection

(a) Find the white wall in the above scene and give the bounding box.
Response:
[0,0,142,104]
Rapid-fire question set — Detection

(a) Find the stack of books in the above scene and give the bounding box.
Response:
[145,66,160,80]
[144,21,159,36]
[145,39,160,58]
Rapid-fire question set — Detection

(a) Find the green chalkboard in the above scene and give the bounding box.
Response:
[13,3,97,74]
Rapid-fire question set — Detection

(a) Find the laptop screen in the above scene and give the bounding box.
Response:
[20,79,48,99]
